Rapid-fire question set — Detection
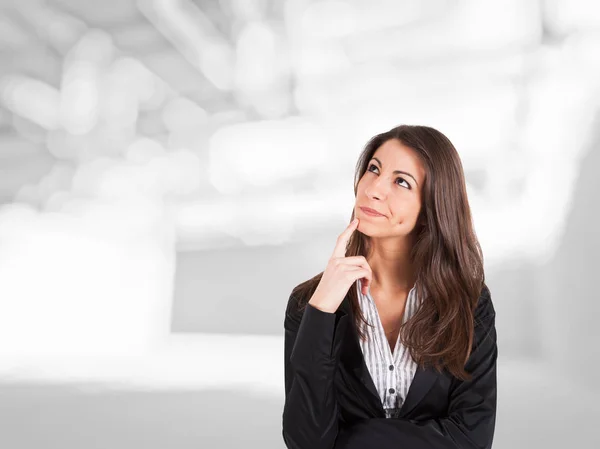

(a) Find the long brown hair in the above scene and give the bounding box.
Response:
[290,124,486,381]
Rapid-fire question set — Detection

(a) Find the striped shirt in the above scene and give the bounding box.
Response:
[356,278,421,419]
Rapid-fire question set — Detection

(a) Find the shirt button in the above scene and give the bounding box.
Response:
[389,365,394,371]
[389,388,395,394]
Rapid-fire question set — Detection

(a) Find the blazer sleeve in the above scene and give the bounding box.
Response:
[334,285,498,449]
[282,292,349,449]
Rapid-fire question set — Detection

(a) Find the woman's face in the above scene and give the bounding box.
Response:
[355,139,425,239]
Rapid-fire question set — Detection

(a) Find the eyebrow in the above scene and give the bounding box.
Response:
[371,157,418,186]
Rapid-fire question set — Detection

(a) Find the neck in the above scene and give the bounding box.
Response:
[366,238,416,294]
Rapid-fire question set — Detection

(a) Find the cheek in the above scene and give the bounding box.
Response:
[356,182,369,198]
[391,200,420,221]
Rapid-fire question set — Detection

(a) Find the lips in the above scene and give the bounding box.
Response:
[360,206,385,217]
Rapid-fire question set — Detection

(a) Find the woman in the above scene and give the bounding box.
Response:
[282,125,498,449]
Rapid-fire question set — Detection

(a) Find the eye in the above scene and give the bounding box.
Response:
[367,164,411,189]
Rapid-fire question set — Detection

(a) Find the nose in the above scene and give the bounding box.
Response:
[365,174,389,200]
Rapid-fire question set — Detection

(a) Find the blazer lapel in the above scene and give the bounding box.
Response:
[339,294,440,419]
[341,299,385,417]
[396,363,439,418]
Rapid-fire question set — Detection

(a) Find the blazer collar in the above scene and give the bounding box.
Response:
[339,295,440,419]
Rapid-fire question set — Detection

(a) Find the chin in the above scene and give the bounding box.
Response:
[357,224,376,236]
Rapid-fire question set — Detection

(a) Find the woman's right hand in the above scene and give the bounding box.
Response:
[308,218,373,313]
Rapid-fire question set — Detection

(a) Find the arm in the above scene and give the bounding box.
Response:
[335,286,498,449]
[282,293,349,449]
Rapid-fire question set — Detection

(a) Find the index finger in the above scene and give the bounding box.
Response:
[332,218,359,259]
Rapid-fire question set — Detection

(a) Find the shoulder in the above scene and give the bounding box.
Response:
[471,283,496,346]
[284,274,347,330]
[284,282,312,329]
[474,283,495,323]
[285,274,323,317]
[285,290,303,322]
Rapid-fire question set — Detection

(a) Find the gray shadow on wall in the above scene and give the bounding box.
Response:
[535,111,600,394]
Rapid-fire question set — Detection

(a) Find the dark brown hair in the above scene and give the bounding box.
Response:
[290,124,486,381]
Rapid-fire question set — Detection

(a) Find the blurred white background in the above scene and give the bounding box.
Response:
[0,0,599,447]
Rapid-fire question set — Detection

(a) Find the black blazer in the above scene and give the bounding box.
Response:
[282,284,497,449]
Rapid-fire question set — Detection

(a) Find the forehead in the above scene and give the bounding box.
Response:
[371,139,425,183]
